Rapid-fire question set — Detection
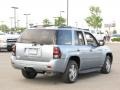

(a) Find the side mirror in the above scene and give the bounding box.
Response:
[99,40,105,46]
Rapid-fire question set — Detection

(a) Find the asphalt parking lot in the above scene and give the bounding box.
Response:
[0,43,120,90]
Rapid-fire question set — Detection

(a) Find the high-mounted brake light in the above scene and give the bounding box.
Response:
[53,47,61,59]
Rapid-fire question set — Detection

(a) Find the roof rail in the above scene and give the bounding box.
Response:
[83,29,89,31]
[58,26,73,28]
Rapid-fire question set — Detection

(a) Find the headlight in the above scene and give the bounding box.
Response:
[0,38,6,43]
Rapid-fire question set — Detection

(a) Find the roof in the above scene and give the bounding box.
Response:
[28,26,90,32]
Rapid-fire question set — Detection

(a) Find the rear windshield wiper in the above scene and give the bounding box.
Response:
[32,42,44,46]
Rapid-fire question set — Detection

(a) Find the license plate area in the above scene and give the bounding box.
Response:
[29,48,37,55]
[25,48,41,56]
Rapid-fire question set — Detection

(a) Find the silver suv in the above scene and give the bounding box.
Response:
[11,27,113,83]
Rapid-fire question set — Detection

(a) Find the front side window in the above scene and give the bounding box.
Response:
[85,32,98,46]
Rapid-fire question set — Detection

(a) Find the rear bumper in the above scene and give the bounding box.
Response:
[11,56,66,73]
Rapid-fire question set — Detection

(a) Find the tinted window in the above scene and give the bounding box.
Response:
[18,29,72,45]
[18,29,56,44]
[56,30,72,45]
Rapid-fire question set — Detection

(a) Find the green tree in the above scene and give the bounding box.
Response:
[16,27,26,33]
[0,24,9,32]
[42,19,51,27]
[85,6,103,30]
[54,17,66,27]
[9,27,25,33]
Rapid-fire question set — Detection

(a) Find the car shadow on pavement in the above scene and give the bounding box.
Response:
[78,71,101,80]
[21,74,63,85]
[20,72,101,84]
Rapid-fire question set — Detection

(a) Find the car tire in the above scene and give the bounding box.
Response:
[62,60,78,83]
[22,68,37,79]
[7,48,12,52]
[7,46,12,52]
[101,56,112,74]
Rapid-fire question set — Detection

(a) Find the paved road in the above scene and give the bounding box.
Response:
[0,43,120,90]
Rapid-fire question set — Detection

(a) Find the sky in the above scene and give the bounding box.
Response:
[0,0,120,28]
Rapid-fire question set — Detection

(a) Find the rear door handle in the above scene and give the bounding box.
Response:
[98,49,102,51]
[77,49,80,52]
[90,49,93,52]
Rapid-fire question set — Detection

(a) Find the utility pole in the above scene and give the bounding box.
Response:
[17,20,20,28]
[67,0,69,26]
[10,17,14,33]
[11,7,18,31]
[60,11,64,17]
[24,14,31,29]
[10,17,13,29]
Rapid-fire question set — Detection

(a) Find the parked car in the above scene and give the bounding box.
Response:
[0,31,7,50]
[11,27,113,83]
[0,31,19,51]
[90,30,106,42]
[111,34,120,39]
[6,34,20,51]
[111,34,120,42]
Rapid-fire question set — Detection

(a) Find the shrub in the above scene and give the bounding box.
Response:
[111,38,120,42]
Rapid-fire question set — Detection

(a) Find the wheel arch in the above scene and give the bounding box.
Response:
[106,53,113,63]
[68,56,80,69]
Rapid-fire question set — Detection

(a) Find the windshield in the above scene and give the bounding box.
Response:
[18,29,72,45]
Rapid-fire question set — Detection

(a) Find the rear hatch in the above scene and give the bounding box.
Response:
[16,29,72,62]
[16,29,56,62]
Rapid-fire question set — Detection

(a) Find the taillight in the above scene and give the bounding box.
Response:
[53,47,61,59]
[12,44,16,56]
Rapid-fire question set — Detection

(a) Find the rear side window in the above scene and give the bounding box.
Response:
[56,30,72,45]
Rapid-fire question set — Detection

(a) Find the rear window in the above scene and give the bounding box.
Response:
[18,29,56,44]
[18,29,72,45]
